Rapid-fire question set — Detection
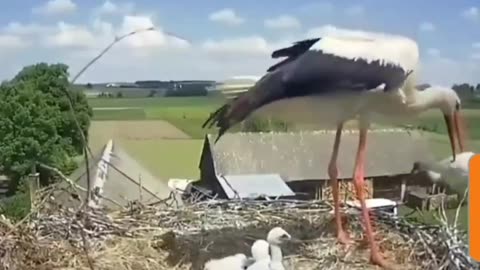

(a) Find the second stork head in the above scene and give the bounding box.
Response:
[419,86,466,161]
[267,227,292,246]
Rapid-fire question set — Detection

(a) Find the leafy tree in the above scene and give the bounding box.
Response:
[0,63,92,191]
[148,89,157,97]
[116,91,123,98]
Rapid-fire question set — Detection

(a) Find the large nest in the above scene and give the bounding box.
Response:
[0,188,477,270]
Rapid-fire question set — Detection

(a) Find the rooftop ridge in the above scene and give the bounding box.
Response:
[207,128,422,138]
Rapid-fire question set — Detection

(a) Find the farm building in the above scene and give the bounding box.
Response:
[197,129,436,202]
[51,139,181,210]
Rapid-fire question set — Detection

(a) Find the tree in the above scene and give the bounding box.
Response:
[0,63,92,191]
[148,89,157,97]
[452,83,474,100]
[116,91,123,98]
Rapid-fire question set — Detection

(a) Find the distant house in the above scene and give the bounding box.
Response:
[197,129,435,202]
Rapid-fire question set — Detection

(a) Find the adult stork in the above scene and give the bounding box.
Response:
[411,151,474,198]
[202,30,466,268]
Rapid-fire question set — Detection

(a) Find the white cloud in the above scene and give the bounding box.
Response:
[264,15,301,30]
[306,24,396,39]
[118,15,190,49]
[3,22,53,36]
[462,7,479,21]
[45,22,96,49]
[40,15,190,51]
[472,42,480,49]
[419,22,435,32]
[95,1,135,15]
[426,48,440,57]
[202,36,272,55]
[0,35,29,49]
[345,5,365,16]
[32,0,77,16]
[1,16,476,86]
[208,8,245,25]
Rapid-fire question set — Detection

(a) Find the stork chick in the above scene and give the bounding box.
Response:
[248,227,291,270]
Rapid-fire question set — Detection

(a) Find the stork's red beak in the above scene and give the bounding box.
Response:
[454,110,466,153]
[443,110,466,162]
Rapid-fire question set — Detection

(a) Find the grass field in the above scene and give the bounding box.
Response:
[90,97,224,138]
[87,120,200,180]
[122,139,204,180]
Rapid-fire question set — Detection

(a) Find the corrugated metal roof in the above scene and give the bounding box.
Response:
[202,129,435,180]
[54,140,182,210]
[217,174,295,199]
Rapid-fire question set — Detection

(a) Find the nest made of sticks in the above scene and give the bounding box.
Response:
[0,188,477,270]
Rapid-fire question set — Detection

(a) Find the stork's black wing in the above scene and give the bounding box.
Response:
[271,38,320,58]
[416,83,431,90]
[204,37,415,143]
[267,38,320,72]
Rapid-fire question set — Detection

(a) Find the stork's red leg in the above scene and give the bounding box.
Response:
[328,122,351,245]
[353,126,390,268]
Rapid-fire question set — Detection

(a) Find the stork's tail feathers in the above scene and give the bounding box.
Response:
[202,103,232,143]
[202,103,230,129]
[202,72,284,143]
[201,101,237,143]
[202,76,260,142]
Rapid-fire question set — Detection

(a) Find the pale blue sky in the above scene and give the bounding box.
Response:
[0,0,479,85]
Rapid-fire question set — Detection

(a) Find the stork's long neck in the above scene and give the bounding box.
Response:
[269,244,284,269]
[408,87,444,113]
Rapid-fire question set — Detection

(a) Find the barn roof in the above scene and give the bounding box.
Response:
[54,140,181,210]
[217,174,295,199]
[200,129,435,181]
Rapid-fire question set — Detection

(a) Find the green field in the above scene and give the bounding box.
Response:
[90,97,224,138]
[122,139,204,180]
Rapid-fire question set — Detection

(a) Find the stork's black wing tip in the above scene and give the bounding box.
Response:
[271,38,321,59]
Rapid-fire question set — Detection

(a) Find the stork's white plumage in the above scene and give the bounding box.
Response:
[247,227,291,270]
[203,253,249,270]
[203,27,468,268]
[412,151,474,196]
[251,239,270,261]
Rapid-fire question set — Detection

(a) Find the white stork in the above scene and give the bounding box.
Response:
[411,151,474,197]
[202,29,467,268]
[247,227,291,270]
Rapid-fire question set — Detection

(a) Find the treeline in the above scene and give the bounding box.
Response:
[92,81,211,98]
[165,83,208,97]
[452,83,480,99]
[95,85,208,98]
